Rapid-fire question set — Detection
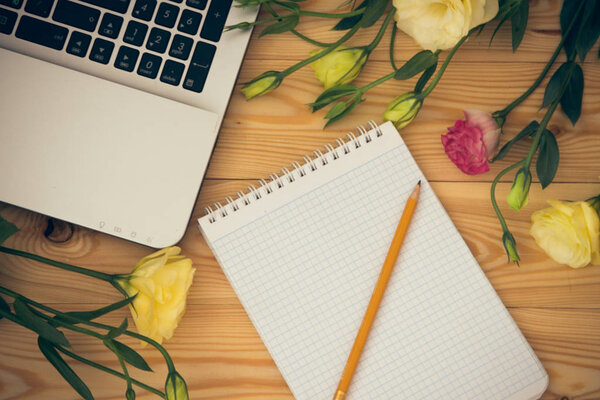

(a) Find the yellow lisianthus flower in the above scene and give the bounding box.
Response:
[310,46,368,90]
[117,246,195,345]
[241,71,282,100]
[530,200,600,269]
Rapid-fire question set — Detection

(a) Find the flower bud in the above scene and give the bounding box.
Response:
[310,46,368,90]
[383,92,422,130]
[241,71,282,100]
[502,231,520,264]
[506,168,531,211]
[165,371,189,400]
[126,387,136,400]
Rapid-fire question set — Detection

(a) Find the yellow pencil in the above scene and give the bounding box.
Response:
[333,180,421,400]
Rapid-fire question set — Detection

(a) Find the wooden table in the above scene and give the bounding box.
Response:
[1,1,599,399]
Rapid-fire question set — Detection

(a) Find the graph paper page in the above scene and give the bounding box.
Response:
[198,122,547,400]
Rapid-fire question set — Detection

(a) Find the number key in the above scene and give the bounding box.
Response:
[169,34,192,60]
[146,26,170,53]
[177,8,200,35]
[132,0,156,21]
[123,20,147,46]
[155,2,178,28]
[137,52,161,79]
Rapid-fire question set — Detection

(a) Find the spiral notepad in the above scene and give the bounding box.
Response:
[198,121,548,400]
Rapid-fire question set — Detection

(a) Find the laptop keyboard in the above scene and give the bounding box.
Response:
[0,0,232,93]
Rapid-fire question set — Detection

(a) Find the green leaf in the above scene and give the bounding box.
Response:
[560,62,584,125]
[394,50,438,81]
[0,216,19,245]
[510,0,528,51]
[273,0,300,13]
[492,121,539,162]
[259,15,299,37]
[38,337,94,400]
[560,0,583,60]
[110,340,153,372]
[0,296,10,320]
[332,0,368,30]
[308,85,358,112]
[541,62,572,109]
[106,318,128,340]
[324,96,362,127]
[54,296,136,325]
[414,60,438,93]
[536,129,560,189]
[359,0,388,28]
[576,0,600,61]
[14,299,71,347]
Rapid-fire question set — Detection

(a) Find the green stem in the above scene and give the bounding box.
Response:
[495,0,586,119]
[56,346,165,398]
[365,10,394,52]
[298,9,365,18]
[281,23,362,76]
[0,246,114,283]
[389,23,398,71]
[360,71,395,92]
[105,339,134,395]
[490,160,525,232]
[419,33,470,99]
[523,99,561,169]
[264,4,334,47]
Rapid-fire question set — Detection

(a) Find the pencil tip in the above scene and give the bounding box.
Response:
[417,180,421,186]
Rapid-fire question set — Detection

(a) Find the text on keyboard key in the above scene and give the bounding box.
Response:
[89,38,114,64]
[123,20,147,46]
[24,0,53,17]
[16,15,68,50]
[0,8,17,34]
[79,0,130,14]
[99,13,123,39]
[114,45,139,72]
[177,8,200,35]
[137,52,161,78]
[66,31,91,57]
[53,0,100,32]
[0,0,23,10]
[183,41,215,93]
[155,2,178,28]
[132,0,156,21]
[146,26,170,53]
[160,59,184,86]
[169,34,192,60]
[200,0,232,42]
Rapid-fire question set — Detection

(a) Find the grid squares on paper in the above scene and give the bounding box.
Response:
[207,130,546,400]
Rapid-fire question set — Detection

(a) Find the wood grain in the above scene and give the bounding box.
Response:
[1,0,599,399]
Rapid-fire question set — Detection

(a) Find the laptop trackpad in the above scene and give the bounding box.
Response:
[0,48,220,247]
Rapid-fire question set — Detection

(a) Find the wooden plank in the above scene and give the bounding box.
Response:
[0,305,597,400]
[208,60,600,182]
[2,182,599,308]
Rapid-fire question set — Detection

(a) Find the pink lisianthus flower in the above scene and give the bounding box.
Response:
[441,109,501,175]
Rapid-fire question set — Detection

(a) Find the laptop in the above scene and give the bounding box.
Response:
[0,0,258,247]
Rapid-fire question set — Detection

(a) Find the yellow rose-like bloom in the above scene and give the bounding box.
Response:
[310,46,368,90]
[392,0,499,51]
[530,200,600,269]
[241,71,281,100]
[118,246,195,345]
[383,92,422,130]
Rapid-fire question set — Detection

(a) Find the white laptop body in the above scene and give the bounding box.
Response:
[0,0,258,247]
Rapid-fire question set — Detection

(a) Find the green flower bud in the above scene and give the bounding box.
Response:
[383,92,422,130]
[502,231,520,264]
[507,167,531,211]
[126,387,136,400]
[165,371,189,400]
[241,71,282,100]
[310,46,368,90]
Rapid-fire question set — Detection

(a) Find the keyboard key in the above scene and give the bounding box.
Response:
[89,38,114,64]
[177,9,201,35]
[24,0,53,17]
[200,0,231,42]
[132,0,155,21]
[137,52,161,78]
[123,20,147,46]
[168,0,181,3]
[0,0,23,10]
[160,59,184,86]
[155,2,178,28]
[99,13,123,39]
[16,15,68,50]
[0,8,17,34]
[79,0,129,14]
[114,45,139,71]
[66,31,91,57]
[183,41,215,93]
[185,0,205,10]
[53,0,100,32]
[146,27,169,53]
[169,34,192,60]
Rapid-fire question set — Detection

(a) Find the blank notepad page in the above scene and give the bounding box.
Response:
[198,122,547,400]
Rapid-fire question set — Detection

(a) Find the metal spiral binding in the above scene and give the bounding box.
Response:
[204,121,384,223]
